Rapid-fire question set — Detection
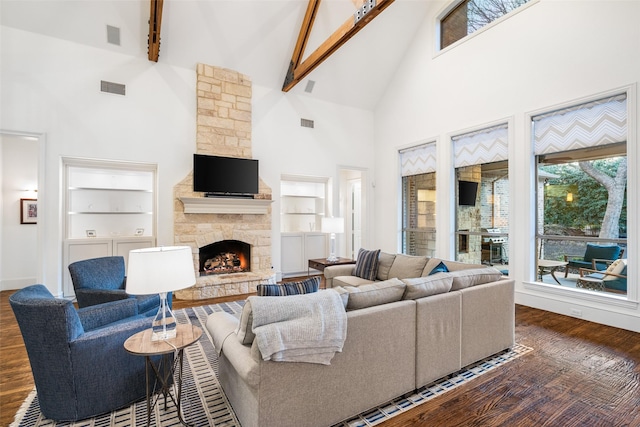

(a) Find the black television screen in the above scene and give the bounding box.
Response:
[458,181,478,206]
[193,154,259,196]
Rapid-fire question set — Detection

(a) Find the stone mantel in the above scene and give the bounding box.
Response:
[180,197,273,215]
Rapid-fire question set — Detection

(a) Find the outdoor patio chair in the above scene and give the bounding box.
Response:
[578,258,627,293]
[563,243,623,277]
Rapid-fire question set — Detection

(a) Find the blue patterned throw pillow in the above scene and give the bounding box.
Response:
[354,248,381,281]
[429,261,449,275]
[256,276,320,296]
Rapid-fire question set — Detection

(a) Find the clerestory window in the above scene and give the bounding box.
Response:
[441,0,531,49]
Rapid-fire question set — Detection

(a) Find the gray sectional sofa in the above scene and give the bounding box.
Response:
[207,253,514,427]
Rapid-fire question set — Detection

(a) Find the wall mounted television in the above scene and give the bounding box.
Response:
[458,180,478,206]
[193,154,259,197]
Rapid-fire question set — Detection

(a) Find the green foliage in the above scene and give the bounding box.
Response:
[541,158,627,236]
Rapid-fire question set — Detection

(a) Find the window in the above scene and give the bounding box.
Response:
[441,0,531,49]
[453,124,509,267]
[400,143,437,256]
[534,94,628,296]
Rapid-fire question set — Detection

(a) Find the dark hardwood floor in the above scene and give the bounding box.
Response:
[2,289,640,426]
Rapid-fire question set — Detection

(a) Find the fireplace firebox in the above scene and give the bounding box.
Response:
[199,240,250,275]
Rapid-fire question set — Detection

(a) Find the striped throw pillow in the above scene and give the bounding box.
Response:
[354,248,381,281]
[256,276,320,296]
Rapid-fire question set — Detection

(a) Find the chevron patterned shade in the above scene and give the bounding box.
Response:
[533,94,627,155]
[400,142,437,177]
[453,123,508,168]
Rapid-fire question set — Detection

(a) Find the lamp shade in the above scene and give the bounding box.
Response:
[322,217,344,234]
[126,246,195,295]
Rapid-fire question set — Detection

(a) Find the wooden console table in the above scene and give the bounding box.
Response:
[308,257,356,276]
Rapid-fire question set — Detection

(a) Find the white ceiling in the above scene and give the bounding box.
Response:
[0,0,434,110]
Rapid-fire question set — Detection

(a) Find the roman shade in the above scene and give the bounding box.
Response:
[533,94,627,155]
[453,123,508,168]
[400,142,437,177]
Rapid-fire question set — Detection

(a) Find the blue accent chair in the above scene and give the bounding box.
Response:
[68,256,171,316]
[579,263,628,293]
[563,244,623,277]
[9,285,155,421]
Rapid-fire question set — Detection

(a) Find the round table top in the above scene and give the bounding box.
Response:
[538,259,568,268]
[124,324,202,356]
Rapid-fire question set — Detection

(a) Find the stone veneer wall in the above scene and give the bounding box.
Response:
[173,64,275,300]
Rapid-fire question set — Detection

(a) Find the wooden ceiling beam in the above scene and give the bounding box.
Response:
[282,0,395,92]
[148,0,164,62]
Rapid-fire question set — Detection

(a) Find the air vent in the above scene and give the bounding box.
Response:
[300,118,314,129]
[304,80,316,93]
[101,80,126,96]
[106,25,121,46]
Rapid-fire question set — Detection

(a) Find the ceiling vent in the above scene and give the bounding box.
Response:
[106,25,121,46]
[304,80,316,93]
[300,118,315,129]
[101,80,126,96]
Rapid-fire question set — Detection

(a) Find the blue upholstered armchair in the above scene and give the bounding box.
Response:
[9,285,156,421]
[563,244,623,277]
[68,256,170,316]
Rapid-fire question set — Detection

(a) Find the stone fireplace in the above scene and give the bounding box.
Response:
[173,64,276,300]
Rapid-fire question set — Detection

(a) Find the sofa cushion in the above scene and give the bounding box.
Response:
[339,278,406,310]
[333,275,375,288]
[354,248,381,281]
[603,259,627,280]
[401,274,453,300]
[256,276,320,296]
[449,267,503,291]
[376,252,396,281]
[236,300,256,345]
[387,254,428,279]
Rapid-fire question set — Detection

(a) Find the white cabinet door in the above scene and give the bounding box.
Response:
[281,233,305,275]
[305,233,328,260]
[114,238,155,271]
[281,232,329,276]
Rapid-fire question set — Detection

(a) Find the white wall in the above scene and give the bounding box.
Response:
[0,26,374,296]
[374,0,640,331]
[0,135,38,290]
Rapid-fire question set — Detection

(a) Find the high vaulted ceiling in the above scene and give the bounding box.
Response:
[1,0,433,110]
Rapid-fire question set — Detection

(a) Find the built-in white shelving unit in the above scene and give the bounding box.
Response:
[62,158,158,297]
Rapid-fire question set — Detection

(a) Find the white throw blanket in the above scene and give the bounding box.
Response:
[249,290,347,365]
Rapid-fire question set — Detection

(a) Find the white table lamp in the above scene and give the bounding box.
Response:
[322,217,344,262]
[126,246,195,341]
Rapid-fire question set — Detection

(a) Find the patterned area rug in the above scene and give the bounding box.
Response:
[11,301,532,427]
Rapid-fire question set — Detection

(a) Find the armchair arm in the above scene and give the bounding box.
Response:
[75,288,128,308]
[579,267,627,280]
[590,258,615,270]
[563,254,584,262]
[77,298,139,331]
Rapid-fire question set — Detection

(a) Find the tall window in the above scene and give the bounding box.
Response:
[400,143,437,256]
[441,0,531,49]
[453,124,509,267]
[534,94,628,296]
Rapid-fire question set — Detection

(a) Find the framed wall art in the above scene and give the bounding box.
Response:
[20,199,38,224]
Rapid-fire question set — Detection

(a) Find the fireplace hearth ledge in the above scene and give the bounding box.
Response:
[180,197,273,215]
[174,269,276,300]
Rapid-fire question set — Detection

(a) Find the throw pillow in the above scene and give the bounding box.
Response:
[354,248,381,281]
[342,278,406,310]
[603,259,627,280]
[401,274,453,300]
[236,300,255,345]
[256,276,320,296]
[429,261,449,275]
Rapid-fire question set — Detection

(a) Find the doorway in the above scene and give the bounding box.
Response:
[0,131,43,291]
[338,168,367,259]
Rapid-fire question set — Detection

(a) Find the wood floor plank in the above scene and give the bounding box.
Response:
[1,290,640,426]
